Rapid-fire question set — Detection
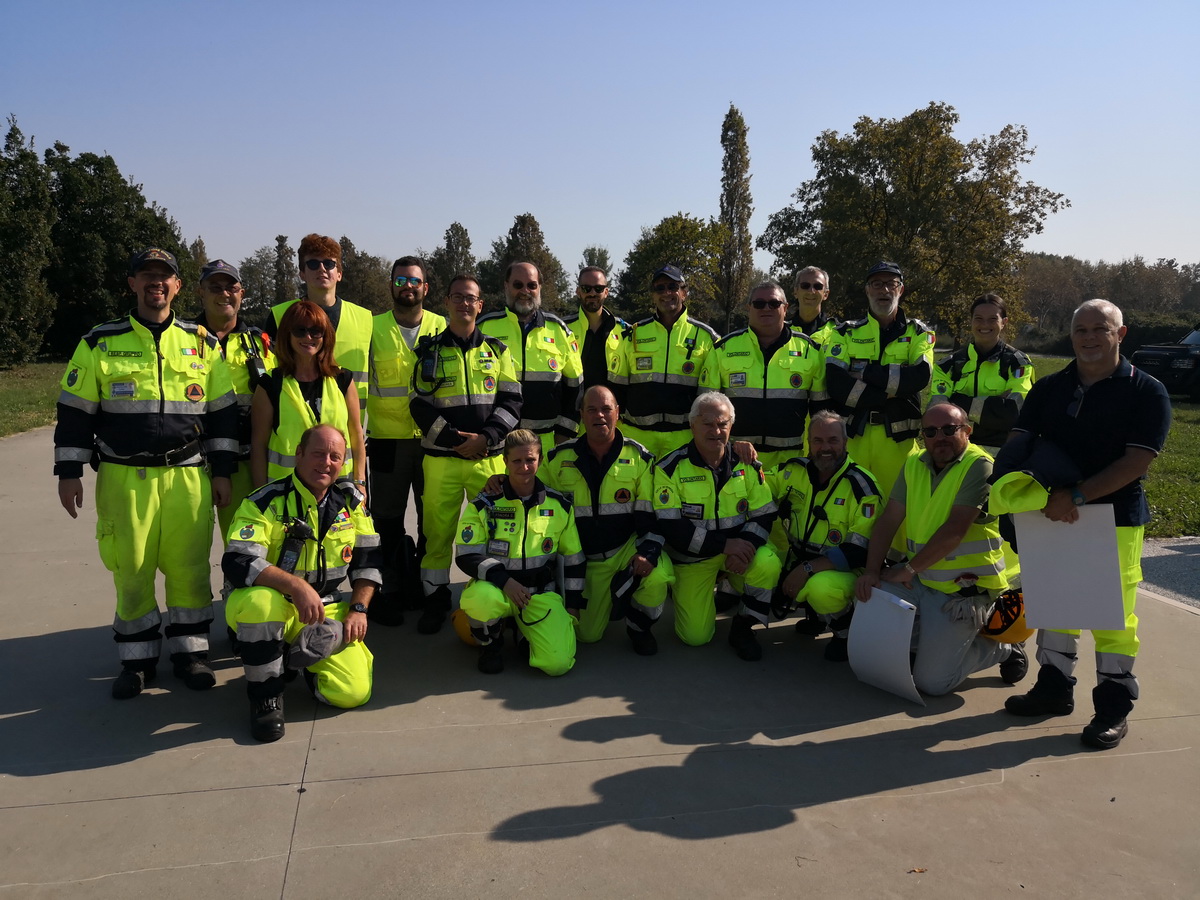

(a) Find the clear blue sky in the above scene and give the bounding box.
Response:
[3,0,1197,281]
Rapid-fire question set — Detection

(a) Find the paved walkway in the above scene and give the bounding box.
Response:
[2,427,1198,898]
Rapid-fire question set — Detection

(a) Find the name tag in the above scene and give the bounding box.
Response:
[682,503,703,519]
[636,356,654,370]
[111,381,136,397]
[730,373,747,387]
[487,539,510,557]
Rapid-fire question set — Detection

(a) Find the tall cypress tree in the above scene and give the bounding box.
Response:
[717,104,754,333]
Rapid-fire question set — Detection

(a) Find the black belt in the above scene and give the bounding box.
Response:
[104,440,203,468]
[866,411,886,425]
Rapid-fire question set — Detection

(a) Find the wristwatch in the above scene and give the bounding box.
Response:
[801,561,815,576]
[1071,487,1087,507]
[349,602,369,614]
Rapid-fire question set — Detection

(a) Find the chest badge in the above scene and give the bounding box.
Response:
[342,545,353,563]
[614,488,632,504]
[185,384,204,402]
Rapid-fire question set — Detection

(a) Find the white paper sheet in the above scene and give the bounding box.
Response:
[1012,505,1125,631]
[848,588,924,705]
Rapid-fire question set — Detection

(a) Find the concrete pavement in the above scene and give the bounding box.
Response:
[2,426,1198,898]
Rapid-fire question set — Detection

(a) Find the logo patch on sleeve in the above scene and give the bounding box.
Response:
[66,368,79,387]
[342,545,353,563]
[548,357,559,371]
[185,384,204,401]
[736,498,750,514]
[239,525,254,539]
[862,503,876,517]
[461,525,474,543]
[659,488,671,505]
[827,529,842,544]
[483,375,496,391]
[542,537,554,554]
[681,361,695,375]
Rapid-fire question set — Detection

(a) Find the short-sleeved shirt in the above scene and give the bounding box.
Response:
[1013,357,1171,527]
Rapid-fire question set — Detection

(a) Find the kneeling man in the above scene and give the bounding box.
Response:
[224,424,381,742]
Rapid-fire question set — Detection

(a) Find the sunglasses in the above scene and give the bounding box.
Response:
[921,424,965,438]
[750,299,786,310]
[652,282,684,294]
[291,327,324,340]
[304,259,337,271]
[797,281,825,291]
[510,280,538,291]
[868,279,902,290]
[393,276,424,287]
[578,284,608,294]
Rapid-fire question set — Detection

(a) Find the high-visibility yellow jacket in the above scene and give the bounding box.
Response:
[367,309,446,439]
[260,370,354,481]
[930,341,1033,447]
[767,454,881,570]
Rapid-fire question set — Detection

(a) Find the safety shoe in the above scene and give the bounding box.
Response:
[999,644,1029,685]
[795,615,827,637]
[823,635,849,662]
[727,615,762,662]
[418,587,450,635]
[112,665,156,700]
[627,626,658,657]
[477,639,504,675]
[1004,664,1075,716]
[1080,681,1134,750]
[250,695,285,743]
[171,653,216,690]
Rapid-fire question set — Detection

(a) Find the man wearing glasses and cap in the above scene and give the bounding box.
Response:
[611,265,719,461]
[564,266,624,392]
[700,280,828,471]
[823,261,934,499]
[54,248,239,699]
[365,256,446,630]
[854,403,1026,695]
[191,258,274,540]
[265,233,373,411]
[793,266,838,347]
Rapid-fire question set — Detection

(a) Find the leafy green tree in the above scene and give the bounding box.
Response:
[189,236,208,270]
[273,235,297,307]
[42,141,193,356]
[615,213,727,326]
[480,213,569,313]
[0,117,56,366]
[716,104,754,333]
[758,101,1069,338]
[580,245,613,280]
[427,221,477,300]
[239,245,276,319]
[338,236,391,313]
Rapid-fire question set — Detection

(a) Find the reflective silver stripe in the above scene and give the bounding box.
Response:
[309,564,348,583]
[204,438,239,453]
[167,634,208,654]
[355,533,381,548]
[238,622,285,642]
[371,384,408,398]
[425,393,506,408]
[687,526,707,556]
[564,577,586,591]
[246,557,270,584]
[556,415,579,432]
[426,418,447,443]
[55,446,93,462]
[826,356,849,371]
[349,566,382,585]
[1012,394,1026,413]
[99,399,161,414]
[585,544,627,562]
[562,551,586,566]
[207,391,237,412]
[523,371,562,383]
[521,416,559,431]
[919,559,1005,582]
[894,417,920,432]
[165,606,213,626]
[114,609,161,634]
[267,449,294,469]
[844,533,869,549]
[244,659,285,682]
[58,391,98,413]
[723,387,808,400]
[716,514,745,529]
[810,389,830,402]
[634,500,653,513]
[886,364,900,397]
[743,523,769,542]
[609,373,630,386]
[498,379,521,391]
[476,558,503,579]
[969,395,987,422]
[762,436,802,449]
[944,537,1003,559]
[627,372,698,387]
[420,567,450,585]
[118,640,161,661]
[494,408,518,428]
[624,410,689,427]
[655,508,682,519]
[846,380,867,406]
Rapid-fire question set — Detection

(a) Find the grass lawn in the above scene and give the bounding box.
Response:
[0,362,63,439]
[3,354,1197,536]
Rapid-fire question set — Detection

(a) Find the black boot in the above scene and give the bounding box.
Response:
[626,626,658,656]
[112,663,157,700]
[999,643,1029,685]
[418,585,451,634]
[823,608,854,662]
[171,652,216,690]
[727,614,762,661]
[250,693,285,742]
[1004,664,1075,716]
[477,634,504,674]
[1081,680,1134,750]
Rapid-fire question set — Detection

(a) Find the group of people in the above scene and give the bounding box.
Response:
[54,237,1171,752]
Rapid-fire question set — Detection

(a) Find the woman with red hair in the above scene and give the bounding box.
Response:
[250,301,366,494]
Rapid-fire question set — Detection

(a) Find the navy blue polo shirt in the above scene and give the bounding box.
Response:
[1013,357,1171,526]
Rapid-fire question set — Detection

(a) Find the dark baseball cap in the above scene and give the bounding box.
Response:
[866,261,903,281]
[652,264,685,283]
[130,248,181,277]
[200,259,242,284]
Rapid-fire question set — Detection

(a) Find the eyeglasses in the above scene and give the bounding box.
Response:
[304,259,337,271]
[796,281,825,291]
[448,292,480,304]
[291,327,324,340]
[393,276,424,287]
[652,282,684,294]
[868,279,902,290]
[921,424,965,438]
[510,280,538,291]
[750,298,786,310]
[578,284,608,294]
[205,282,241,293]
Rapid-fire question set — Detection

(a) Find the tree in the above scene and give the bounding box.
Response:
[580,245,613,280]
[42,141,193,357]
[239,245,276,320]
[716,104,754,333]
[480,213,569,313]
[615,213,726,326]
[0,117,55,366]
[338,236,391,313]
[758,101,1069,337]
[427,221,477,300]
[189,236,208,271]
[273,235,297,307]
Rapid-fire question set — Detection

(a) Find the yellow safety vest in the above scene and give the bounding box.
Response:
[266,374,352,481]
[367,310,446,439]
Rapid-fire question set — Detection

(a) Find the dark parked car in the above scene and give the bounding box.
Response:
[1130,325,1200,401]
